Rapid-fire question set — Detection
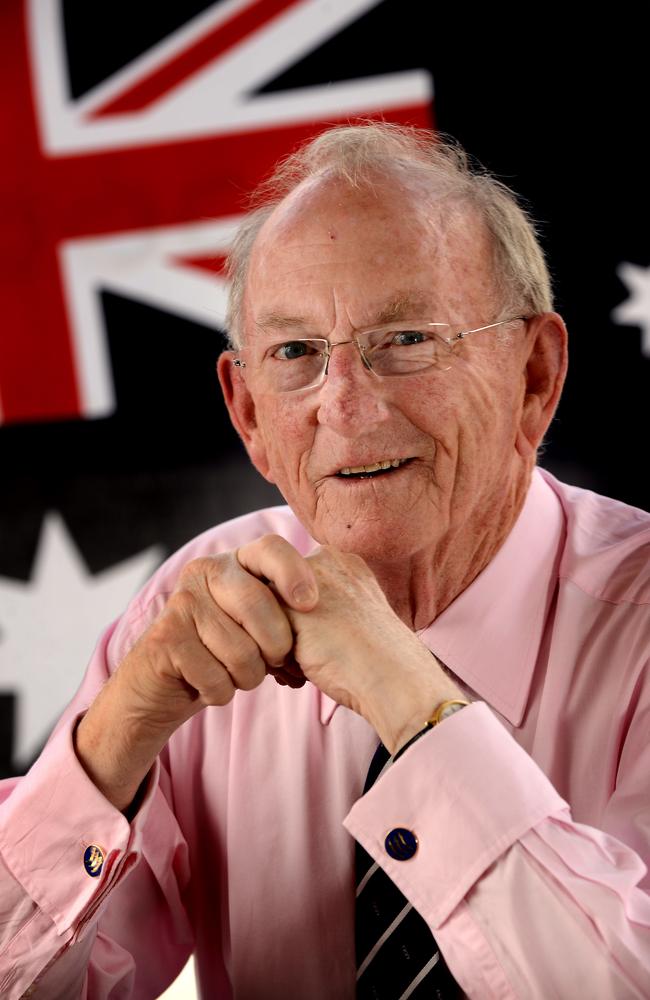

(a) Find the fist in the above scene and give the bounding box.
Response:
[74,534,319,809]
[121,535,319,733]
[284,547,464,752]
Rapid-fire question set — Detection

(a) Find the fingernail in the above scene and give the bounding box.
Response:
[292,582,316,605]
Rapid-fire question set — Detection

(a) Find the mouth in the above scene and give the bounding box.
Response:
[335,457,413,479]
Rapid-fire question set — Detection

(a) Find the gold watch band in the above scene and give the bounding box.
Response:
[393,699,471,761]
[427,699,471,727]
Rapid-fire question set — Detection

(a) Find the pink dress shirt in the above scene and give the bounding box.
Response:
[1,468,649,998]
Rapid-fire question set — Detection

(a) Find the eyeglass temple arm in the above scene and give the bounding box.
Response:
[452,315,528,343]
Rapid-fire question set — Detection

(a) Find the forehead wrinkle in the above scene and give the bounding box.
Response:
[254,289,440,336]
[260,257,366,276]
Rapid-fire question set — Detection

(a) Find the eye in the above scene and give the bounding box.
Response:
[390,330,430,347]
[271,341,316,361]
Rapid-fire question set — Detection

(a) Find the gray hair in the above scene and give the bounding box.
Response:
[225,122,553,348]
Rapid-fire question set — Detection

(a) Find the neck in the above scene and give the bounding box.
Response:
[367,470,532,630]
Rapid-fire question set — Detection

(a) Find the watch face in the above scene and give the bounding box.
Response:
[441,702,466,721]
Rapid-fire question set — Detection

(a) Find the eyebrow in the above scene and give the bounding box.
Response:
[373,294,432,324]
[255,293,434,333]
[255,312,310,331]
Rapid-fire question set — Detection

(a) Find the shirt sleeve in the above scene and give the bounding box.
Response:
[0,612,195,999]
[343,701,650,999]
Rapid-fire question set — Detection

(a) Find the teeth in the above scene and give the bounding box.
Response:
[339,458,408,475]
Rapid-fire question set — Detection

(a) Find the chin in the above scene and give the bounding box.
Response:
[313,515,424,565]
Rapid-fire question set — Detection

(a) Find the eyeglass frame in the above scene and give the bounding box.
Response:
[230,315,529,393]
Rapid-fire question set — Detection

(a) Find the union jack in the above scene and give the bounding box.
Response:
[0,0,432,425]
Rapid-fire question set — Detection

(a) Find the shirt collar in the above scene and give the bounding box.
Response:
[319,468,565,728]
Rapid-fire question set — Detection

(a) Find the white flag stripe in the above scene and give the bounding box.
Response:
[58,218,240,417]
[27,0,431,155]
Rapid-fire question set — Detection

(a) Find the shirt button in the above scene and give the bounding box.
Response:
[384,828,418,860]
[84,845,105,877]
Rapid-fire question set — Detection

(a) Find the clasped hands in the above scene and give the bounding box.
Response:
[76,535,462,812]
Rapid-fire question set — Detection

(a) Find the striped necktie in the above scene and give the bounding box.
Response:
[355,740,462,999]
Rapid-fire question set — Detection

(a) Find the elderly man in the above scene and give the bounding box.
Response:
[1,124,649,999]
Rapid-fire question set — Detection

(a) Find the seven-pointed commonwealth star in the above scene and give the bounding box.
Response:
[613,262,650,356]
[0,513,162,769]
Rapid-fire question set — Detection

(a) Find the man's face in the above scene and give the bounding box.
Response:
[222,174,533,564]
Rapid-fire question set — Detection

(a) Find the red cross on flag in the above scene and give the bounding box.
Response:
[0,0,432,426]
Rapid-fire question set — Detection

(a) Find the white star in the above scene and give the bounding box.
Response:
[0,512,163,768]
[612,262,650,356]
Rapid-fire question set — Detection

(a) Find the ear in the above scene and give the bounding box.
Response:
[516,312,568,458]
[217,352,275,482]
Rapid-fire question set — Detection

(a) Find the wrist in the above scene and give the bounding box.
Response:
[74,678,171,813]
[393,698,471,759]
[365,653,465,755]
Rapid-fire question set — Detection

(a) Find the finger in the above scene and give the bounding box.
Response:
[267,665,307,689]
[185,592,268,692]
[181,557,294,668]
[176,635,238,706]
[168,591,266,704]
[236,534,318,611]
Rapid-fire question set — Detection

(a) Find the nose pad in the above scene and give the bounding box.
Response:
[324,339,373,379]
[358,344,373,372]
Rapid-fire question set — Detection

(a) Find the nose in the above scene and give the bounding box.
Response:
[316,340,392,436]
[323,339,373,377]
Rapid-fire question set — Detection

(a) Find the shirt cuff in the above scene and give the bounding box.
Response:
[0,712,159,937]
[343,701,569,928]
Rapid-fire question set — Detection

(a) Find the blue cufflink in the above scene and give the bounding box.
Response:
[84,845,105,877]
[384,827,418,860]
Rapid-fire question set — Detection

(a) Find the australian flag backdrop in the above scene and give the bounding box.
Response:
[1,1,649,785]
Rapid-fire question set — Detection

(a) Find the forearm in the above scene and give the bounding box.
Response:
[74,674,172,814]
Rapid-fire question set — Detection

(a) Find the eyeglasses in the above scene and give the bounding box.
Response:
[232,316,528,394]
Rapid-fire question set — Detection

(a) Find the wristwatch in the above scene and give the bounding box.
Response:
[393,698,470,760]
[428,698,470,727]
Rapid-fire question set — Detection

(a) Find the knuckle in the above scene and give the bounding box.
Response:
[309,545,338,572]
[200,674,236,707]
[240,577,289,627]
[346,551,372,575]
[227,651,265,691]
[263,632,293,665]
[236,578,274,618]
[179,555,230,588]
[256,533,290,558]
[234,664,265,692]
[206,552,235,582]
[149,595,193,644]
[178,558,208,589]
[227,633,260,671]
[166,588,197,623]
